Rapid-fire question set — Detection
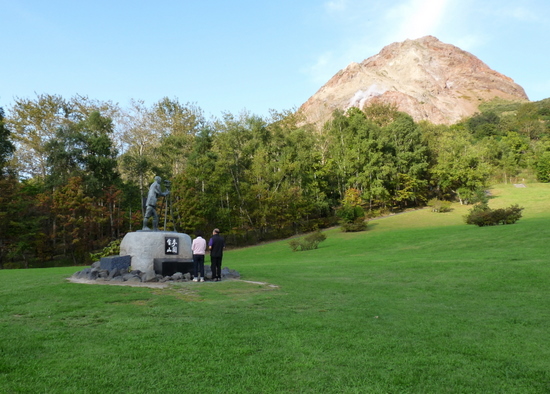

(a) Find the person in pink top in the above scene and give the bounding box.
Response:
[191,230,207,282]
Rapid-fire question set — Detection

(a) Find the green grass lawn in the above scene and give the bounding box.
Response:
[1,183,549,393]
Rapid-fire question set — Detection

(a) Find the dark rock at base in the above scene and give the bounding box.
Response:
[100,255,131,272]
[204,265,212,279]
[122,273,137,281]
[86,269,100,280]
[142,271,158,282]
[72,260,239,284]
[107,268,120,280]
[221,267,241,279]
[77,268,91,279]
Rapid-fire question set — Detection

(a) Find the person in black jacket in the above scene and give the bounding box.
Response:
[208,228,225,281]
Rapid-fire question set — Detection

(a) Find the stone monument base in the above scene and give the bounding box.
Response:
[120,231,192,274]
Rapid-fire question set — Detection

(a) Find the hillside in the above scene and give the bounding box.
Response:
[1,184,549,392]
[299,36,529,127]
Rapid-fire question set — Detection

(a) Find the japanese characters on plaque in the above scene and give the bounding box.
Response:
[165,237,178,255]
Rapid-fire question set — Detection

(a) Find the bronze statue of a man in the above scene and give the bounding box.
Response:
[142,176,170,231]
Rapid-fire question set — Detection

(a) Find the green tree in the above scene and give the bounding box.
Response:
[0,176,18,268]
[324,108,382,203]
[466,111,502,139]
[7,94,70,178]
[497,132,530,184]
[152,98,205,177]
[430,126,492,204]
[7,94,118,180]
[364,102,400,127]
[0,107,15,176]
[49,177,106,265]
[535,151,550,182]
[119,99,160,214]
[45,111,120,195]
[532,138,550,182]
[170,126,218,233]
[210,111,262,230]
[337,188,366,232]
[516,103,546,140]
[323,105,429,211]
[43,111,123,250]
[380,112,429,208]
[247,110,321,234]
[1,179,48,268]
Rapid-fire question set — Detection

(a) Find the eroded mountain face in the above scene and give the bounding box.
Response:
[299,36,528,126]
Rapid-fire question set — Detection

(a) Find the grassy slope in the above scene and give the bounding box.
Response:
[0,184,549,393]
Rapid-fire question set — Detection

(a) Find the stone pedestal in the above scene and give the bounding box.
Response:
[120,231,193,274]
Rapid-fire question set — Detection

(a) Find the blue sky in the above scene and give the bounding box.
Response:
[1,0,549,119]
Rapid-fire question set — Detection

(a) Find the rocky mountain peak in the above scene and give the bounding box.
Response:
[299,36,528,126]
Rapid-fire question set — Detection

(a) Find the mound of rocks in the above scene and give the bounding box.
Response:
[71,261,240,284]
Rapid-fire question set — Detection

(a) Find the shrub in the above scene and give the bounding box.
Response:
[500,204,524,224]
[336,204,367,232]
[288,231,327,252]
[340,217,367,232]
[338,205,367,232]
[288,239,301,252]
[464,203,524,227]
[337,188,367,232]
[427,198,452,213]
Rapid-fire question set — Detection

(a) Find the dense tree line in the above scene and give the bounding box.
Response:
[1,94,549,268]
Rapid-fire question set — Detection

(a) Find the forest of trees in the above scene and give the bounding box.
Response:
[1,94,550,268]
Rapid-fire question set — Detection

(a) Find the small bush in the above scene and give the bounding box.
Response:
[337,188,367,232]
[464,203,524,227]
[340,218,367,232]
[427,198,452,213]
[288,231,327,252]
[288,239,301,252]
[337,205,367,232]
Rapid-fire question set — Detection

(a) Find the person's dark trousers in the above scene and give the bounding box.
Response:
[193,254,205,278]
[210,256,222,280]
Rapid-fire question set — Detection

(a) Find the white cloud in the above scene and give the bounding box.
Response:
[324,0,348,13]
[385,0,452,42]
[302,0,550,103]
[303,0,477,87]
[499,6,539,21]
[304,0,456,86]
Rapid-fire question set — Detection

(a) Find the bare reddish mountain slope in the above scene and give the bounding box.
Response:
[299,36,528,126]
